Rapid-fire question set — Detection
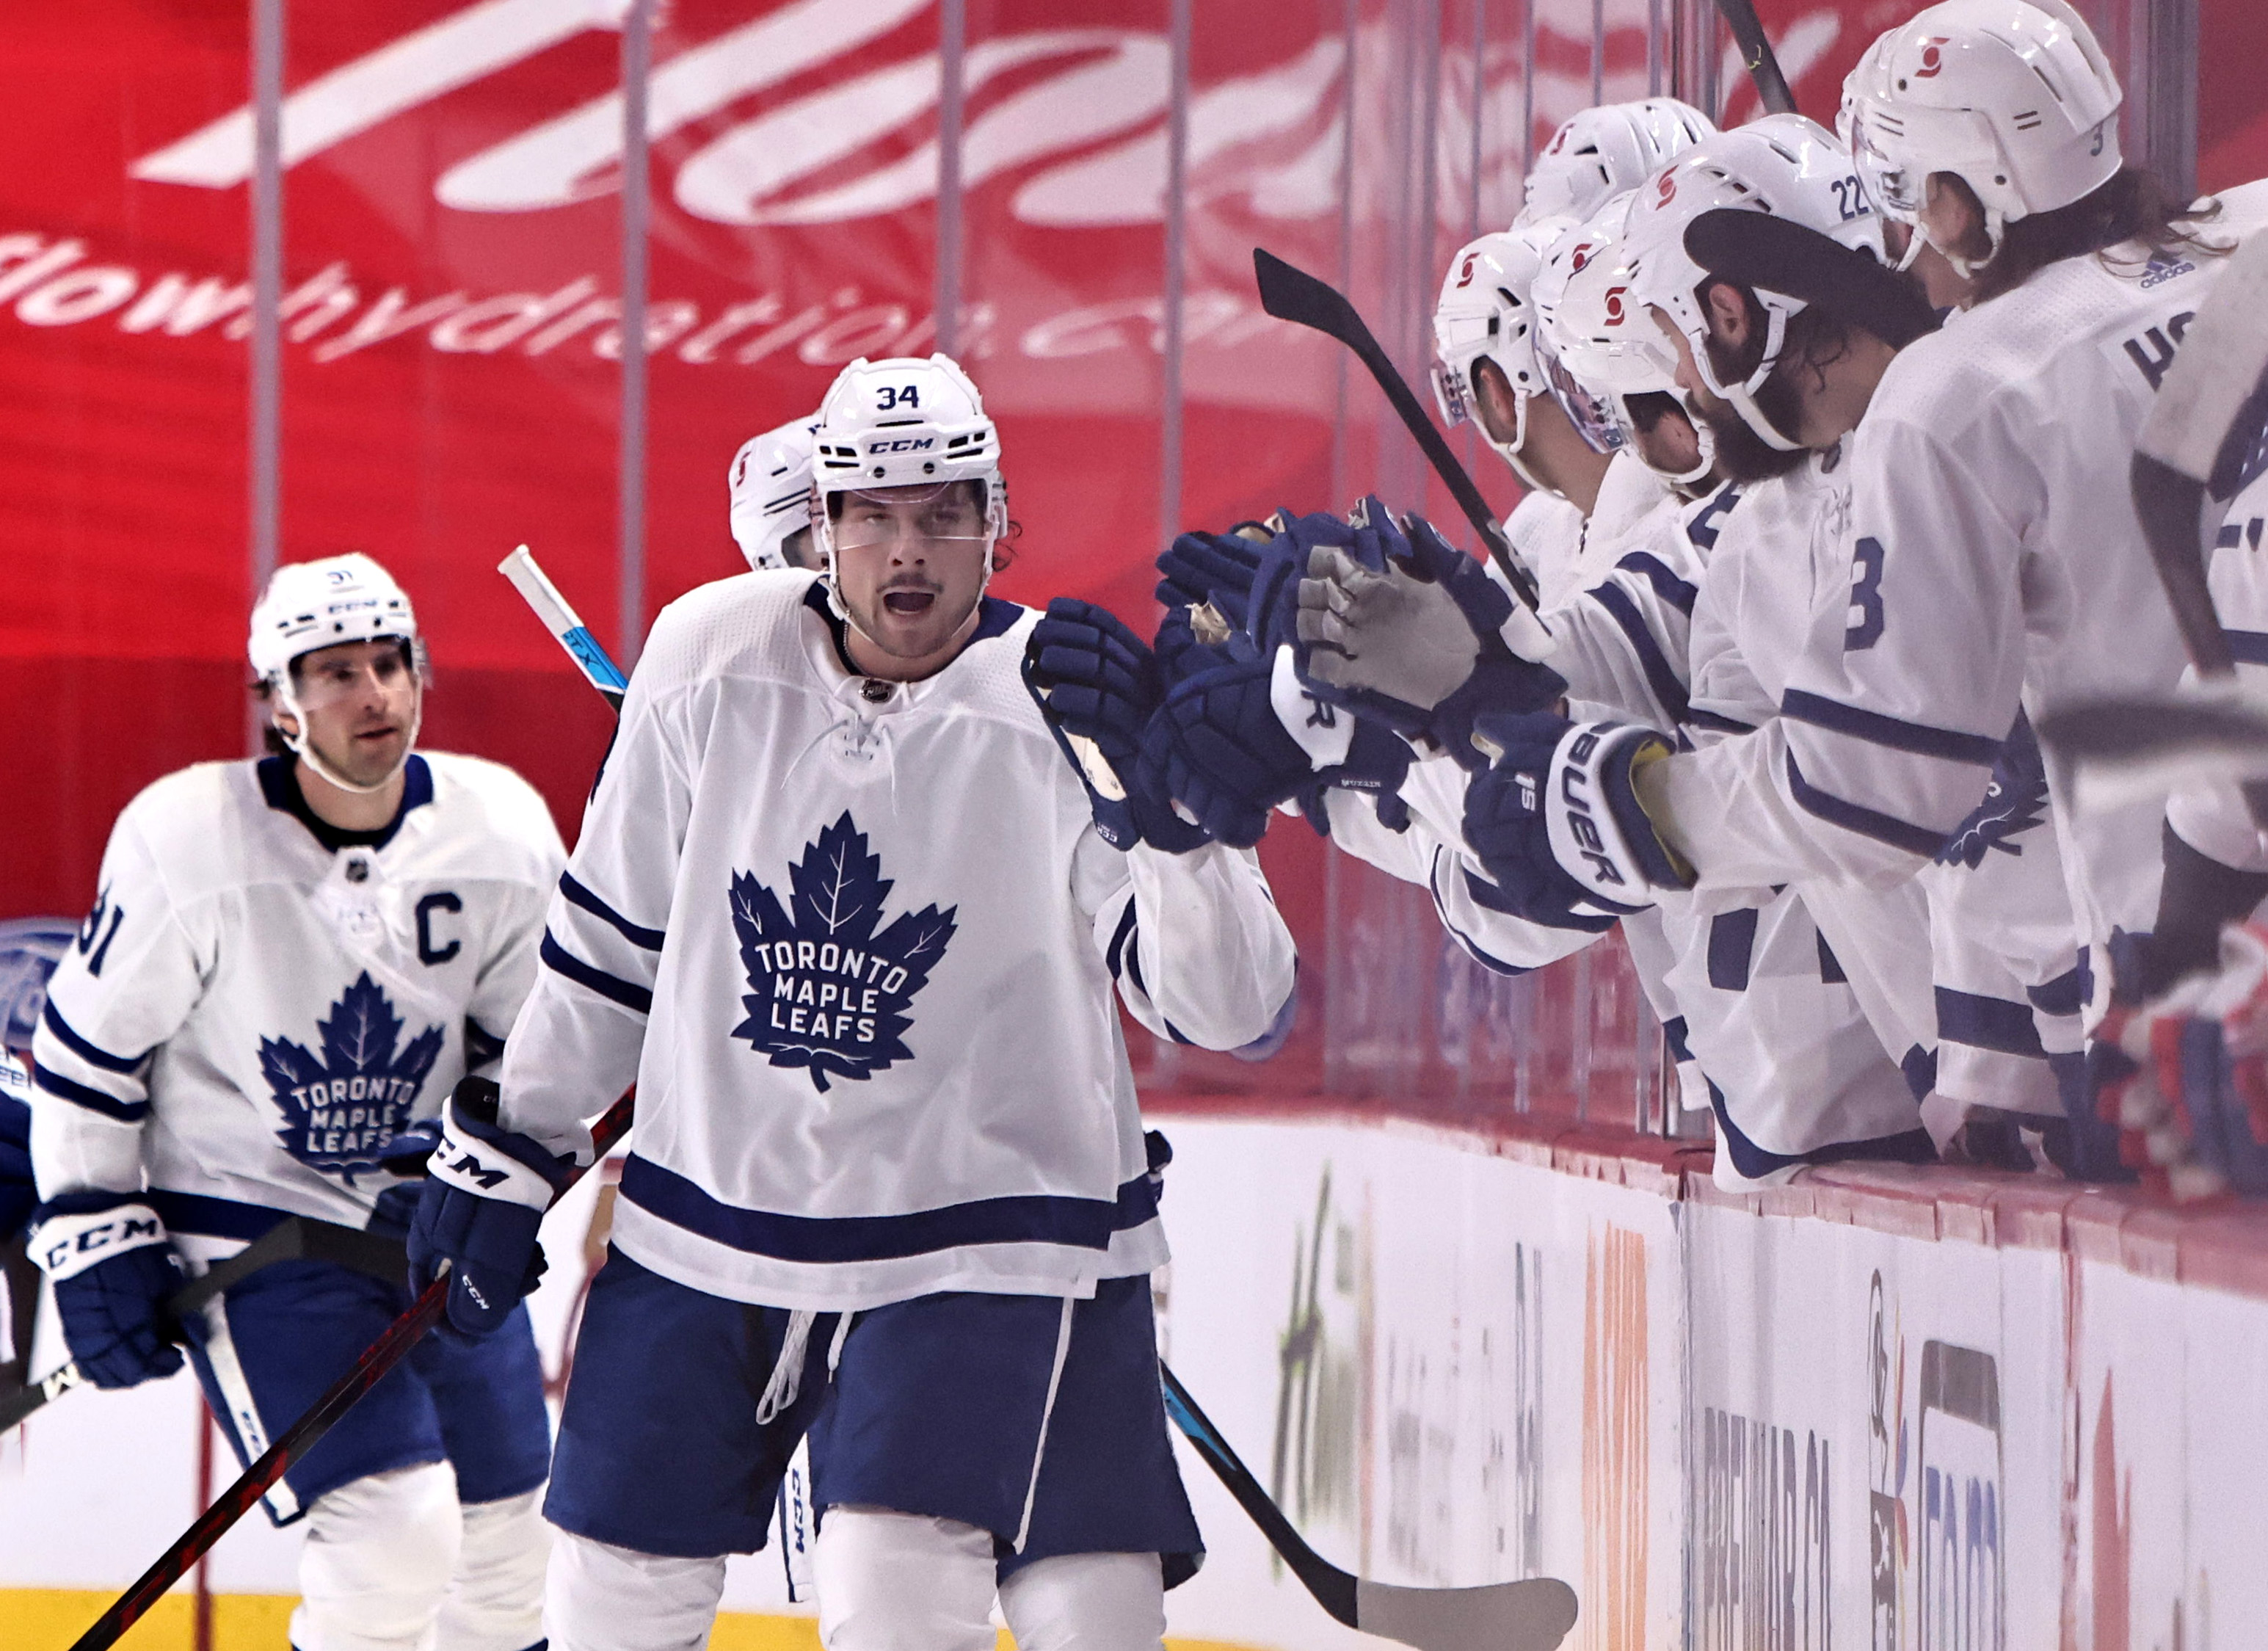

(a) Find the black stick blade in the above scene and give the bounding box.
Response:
[1254,247,1367,341]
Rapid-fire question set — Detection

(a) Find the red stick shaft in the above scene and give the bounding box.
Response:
[70,1094,634,1651]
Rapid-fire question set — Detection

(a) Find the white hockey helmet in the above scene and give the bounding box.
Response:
[810,354,1008,622]
[1529,209,1643,462]
[1842,0,2122,278]
[247,553,423,794]
[1624,114,1886,451]
[1431,218,1577,487]
[729,413,819,571]
[1544,192,1715,489]
[1519,98,1718,228]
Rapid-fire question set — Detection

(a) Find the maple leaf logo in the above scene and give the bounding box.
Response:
[728,811,959,1092]
[259,972,444,1181]
[1936,715,2049,870]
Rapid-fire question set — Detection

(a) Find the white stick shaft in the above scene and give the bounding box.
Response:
[498,545,629,703]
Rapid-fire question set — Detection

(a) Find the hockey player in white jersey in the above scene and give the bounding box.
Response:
[26,554,566,1651]
[1282,119,1947,1181]
[407,354,1295,1651]
[729,413,824,572]
[1381,0,2268,1178]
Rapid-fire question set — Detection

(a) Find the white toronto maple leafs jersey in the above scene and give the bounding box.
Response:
[498,573,1295,1313]
[29,754,564,1256]
[2166,454,2268,872]
[1651,181,2268,1015]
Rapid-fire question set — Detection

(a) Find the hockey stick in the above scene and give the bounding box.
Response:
[65,1095,633,1651]
[1709,0,1798,117]
[2037,689,2268,811]
[1,1215,408,1434]
[1251,249,1544,615]
[501,545,630,712]
[2130,229,2268,826]
[1161,1362,1578,1651]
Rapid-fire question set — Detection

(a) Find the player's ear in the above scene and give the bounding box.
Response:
[1702,280,1751,352]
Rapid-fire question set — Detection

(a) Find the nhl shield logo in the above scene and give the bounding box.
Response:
[260,973,444,1179]
[728,811,959,1092]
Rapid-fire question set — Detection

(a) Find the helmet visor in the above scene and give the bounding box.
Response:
[829,483,994,553]
[1431,355,1474,427]
[1850,117,1921,222]
[1541,343,1626,456]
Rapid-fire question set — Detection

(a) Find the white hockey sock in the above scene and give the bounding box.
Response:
[813,1506,997,1651]
[998,1553,1168,1651]
[434,1488,549,1651]
[290,1462,463,1651]
[543,1529,726,1651]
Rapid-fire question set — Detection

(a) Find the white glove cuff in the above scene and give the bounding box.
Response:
[1541,722,1676,912]
[32,1202,171,1282]
[1270,646,1354,768]
[427,1100,558,1213]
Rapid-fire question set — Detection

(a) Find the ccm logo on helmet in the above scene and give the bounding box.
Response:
[1558,729,1627,888]
[872,437,936,454]
[1455,252,1478,288]
[1603,285,1629,326]
[1570,240,1599,274]
[1916,36,1949,77]
[1654,171,1678,208]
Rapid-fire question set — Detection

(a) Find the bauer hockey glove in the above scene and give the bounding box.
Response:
[1460,712,1692,930]
[29,1191,186,1387]
[1298,509,1565,769]
[1137,652,1412,849]
[1025,598,1210,854]
[409,1077,572,1336]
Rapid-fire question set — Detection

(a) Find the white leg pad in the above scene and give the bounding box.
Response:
[435,1488,550,1651]
[998,1553,1168,1651]
[543,1529,726,1651]
[290,1462,464,1651]
[813,1506,997,1651]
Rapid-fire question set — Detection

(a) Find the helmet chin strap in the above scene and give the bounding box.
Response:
[273,682,421,799]
[1928,205,2007,284]
[1488,390,1557,496]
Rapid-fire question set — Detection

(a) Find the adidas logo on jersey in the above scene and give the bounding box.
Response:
[727,812,959,1092]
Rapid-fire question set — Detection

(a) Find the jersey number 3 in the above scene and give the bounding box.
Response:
[1846,537,1886,650]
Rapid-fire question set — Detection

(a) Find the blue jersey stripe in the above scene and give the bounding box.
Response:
[2225,629,2268,666]
[559,871,666,951]
[32,1063,148,1122]
[1611,551,1699,614]
[1784,752,1949,859]
[2027,964,2087,1017]
[1588,581,1690,725]
[1684,706,1757,736]
[1707,908,1758,992]
[43,1001,153,1073]
[619,1153,1149,1263]
[1781,689,2002,765]
[540,931,654,1015]
[1936,987,2048,1059]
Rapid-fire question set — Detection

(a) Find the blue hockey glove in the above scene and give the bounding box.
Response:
[1154,528,1267,650]
[1461,712,1690,929]
[408,1077,570,1337]
[0,1086,34,1242]
[29,1192,186,1388]
[1138,653,1411,849]
[1298,510,1566,767]
[377,1117,444,1176]
[1025,598,1210,854]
